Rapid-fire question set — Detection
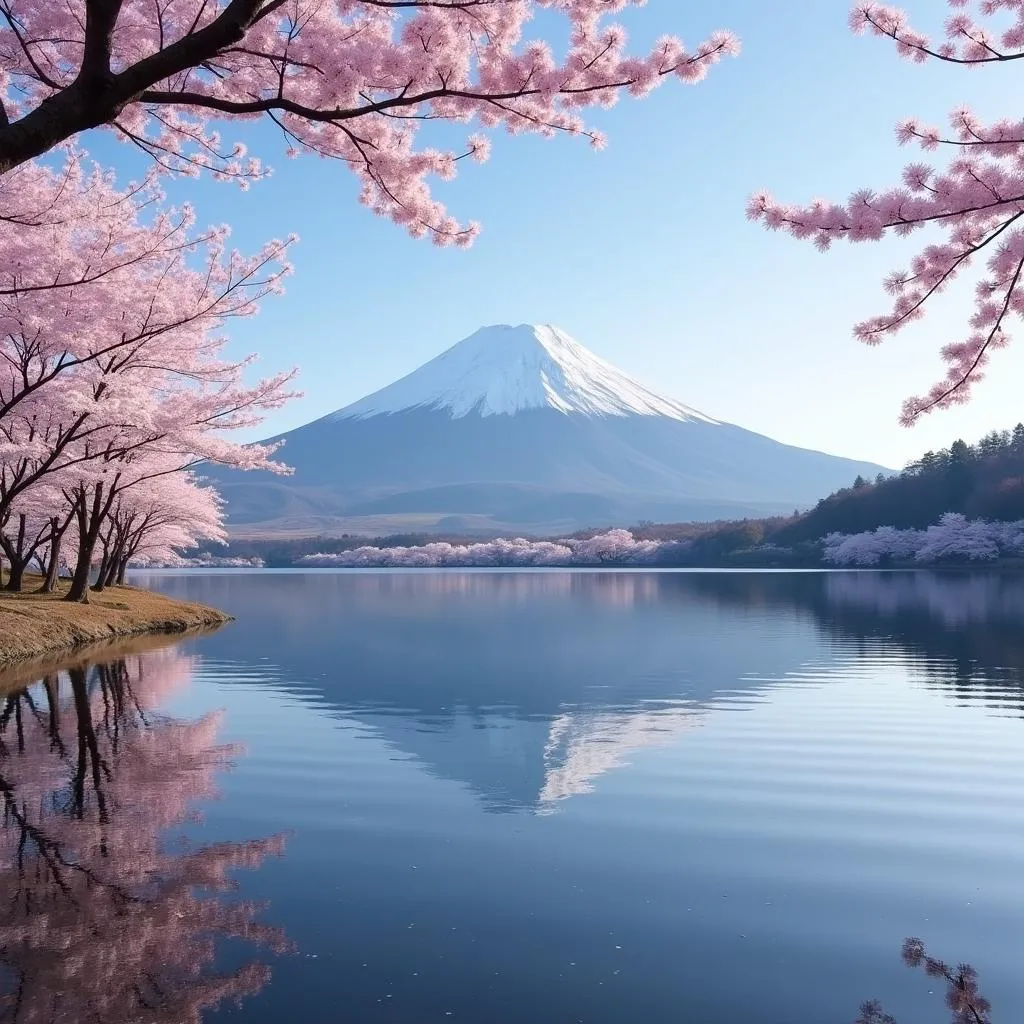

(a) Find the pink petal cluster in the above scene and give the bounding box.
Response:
[849,1,1024,64]
[0,1,738,243]
[0,153,298,599]
[750,2,1024,424]
[298,528,683,567]
[823,511,1024,565]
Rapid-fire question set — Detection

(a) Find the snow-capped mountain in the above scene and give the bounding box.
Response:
[337,324,717,422]
[210,324,891,535]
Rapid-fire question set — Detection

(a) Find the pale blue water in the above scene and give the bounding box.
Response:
[2,570,1023,1022]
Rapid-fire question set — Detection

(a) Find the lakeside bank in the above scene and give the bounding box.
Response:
[0,577,231,670]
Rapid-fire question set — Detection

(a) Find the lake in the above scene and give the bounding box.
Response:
[2,569,1023,1023]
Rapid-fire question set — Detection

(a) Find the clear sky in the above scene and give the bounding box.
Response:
[91,1,1020,470]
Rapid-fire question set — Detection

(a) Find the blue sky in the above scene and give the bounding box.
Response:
[90,1,1018,469]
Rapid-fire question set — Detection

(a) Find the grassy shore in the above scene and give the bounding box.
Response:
[0,576,231,671]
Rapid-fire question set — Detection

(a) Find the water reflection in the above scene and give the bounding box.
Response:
[813,572,1024,697]
[823,570,1024,626]
[136,568,1024,816]
[538,705,702,809]
[116,570,1024,1022]
[0,646,287,1023]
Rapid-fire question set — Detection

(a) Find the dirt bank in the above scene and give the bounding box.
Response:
[0,578,231,671]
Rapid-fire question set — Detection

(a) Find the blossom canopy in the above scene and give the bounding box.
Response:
[0,0,739,243]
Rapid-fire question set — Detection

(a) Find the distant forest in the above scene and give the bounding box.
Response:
[205,424,1024,567]
[631,422,1024,563]
[776,423,1024,542]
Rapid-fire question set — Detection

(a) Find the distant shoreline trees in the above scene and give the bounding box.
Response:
[299,529,678,569]
[824,513,1024,567]
[780,423,1024,542]
[290,513,1024,571]
[190,422,1024,570]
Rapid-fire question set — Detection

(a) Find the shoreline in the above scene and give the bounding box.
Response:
[0,577,231,673]
[137,559,1024,572]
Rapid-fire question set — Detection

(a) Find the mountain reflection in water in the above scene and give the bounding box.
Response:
[137,568,1024,814]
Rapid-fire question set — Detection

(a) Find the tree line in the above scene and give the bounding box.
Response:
[776,423,1024,545]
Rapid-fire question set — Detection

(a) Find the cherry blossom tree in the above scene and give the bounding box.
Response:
[0,154,294,544]
[0,344,293,601]
[301,537,574,568]
[749,1,1024,424]
[823,513,1024,566]
[299,529,682,568]
[0,154,291,424]
[0,480,74,592]
[0,2,738,243]
[92,470,225,590]
[571,527,661,565]
[0,150,298,600]
[822,524,925,567]
[136,553,265,568]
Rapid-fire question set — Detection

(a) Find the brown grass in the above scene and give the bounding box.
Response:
[0,575,231,671]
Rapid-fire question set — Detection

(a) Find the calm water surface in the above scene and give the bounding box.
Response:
[2,570,1024,1022]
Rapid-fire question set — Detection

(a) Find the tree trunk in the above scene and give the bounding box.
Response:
[3,514,28,592]
[92,544,109,593]
[116,557,129,585]
[43,521,62,594]
[4,559,25,593]
[102,546,120,588]
[66,539,94,603]
[65,480,120,603]
[66,484,107,604]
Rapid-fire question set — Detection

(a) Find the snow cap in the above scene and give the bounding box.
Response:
[333,324,717,422]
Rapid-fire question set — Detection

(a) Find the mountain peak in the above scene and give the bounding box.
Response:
[333,324,718,423]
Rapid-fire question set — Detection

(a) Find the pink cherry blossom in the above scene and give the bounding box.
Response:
[298,529,683,567]
[0,2,738,243]
[750,2,1024,424]
[822,512,1024,565]
[0,152,298,601]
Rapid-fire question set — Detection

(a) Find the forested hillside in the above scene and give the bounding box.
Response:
[774,425,1024,544]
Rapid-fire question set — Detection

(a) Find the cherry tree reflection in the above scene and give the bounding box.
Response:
[0,646,288,1022]
[859,939,992,1024]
